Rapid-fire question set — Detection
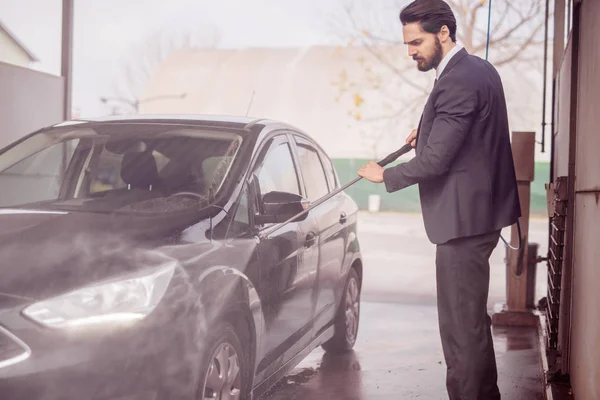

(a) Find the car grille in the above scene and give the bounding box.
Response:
[0,327,30,368]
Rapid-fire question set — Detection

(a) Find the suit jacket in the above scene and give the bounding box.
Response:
[382,48,521,244]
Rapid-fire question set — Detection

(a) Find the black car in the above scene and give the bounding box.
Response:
[0,115,363,400]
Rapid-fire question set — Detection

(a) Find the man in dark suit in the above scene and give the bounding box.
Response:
[358,0,521,399]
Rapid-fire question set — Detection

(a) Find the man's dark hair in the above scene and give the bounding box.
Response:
[399,0,457,42]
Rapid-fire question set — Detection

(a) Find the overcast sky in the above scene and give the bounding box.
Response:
[0,0,547,127]
[0,0,347,117]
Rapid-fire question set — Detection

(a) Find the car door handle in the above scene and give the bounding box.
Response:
[339,212,347,224]
[305,232,316,248]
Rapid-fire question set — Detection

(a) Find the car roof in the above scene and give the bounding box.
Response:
[55,115,332,179]
[69,114,257,125]
[53,114,292,134]
[47,114,325,155]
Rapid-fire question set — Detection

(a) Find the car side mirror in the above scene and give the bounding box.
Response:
[255,191,309,224]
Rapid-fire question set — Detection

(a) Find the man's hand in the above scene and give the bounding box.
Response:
[406,129,418,147]
[358,161,384,183]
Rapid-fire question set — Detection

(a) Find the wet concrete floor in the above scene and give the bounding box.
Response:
[260,212,547,399]
[260,302,544,400]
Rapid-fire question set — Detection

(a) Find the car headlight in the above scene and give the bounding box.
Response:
[23,263,176,329]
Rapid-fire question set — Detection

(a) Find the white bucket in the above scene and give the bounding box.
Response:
[368,194,381,212]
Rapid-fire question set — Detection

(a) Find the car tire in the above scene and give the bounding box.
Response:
[322,267,361,354]
[197,321,251,400]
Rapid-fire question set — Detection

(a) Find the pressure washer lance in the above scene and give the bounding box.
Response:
[257,142,522,254]
[258,143,414,240]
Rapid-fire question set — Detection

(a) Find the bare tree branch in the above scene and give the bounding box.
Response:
[489,20,546,66]
[490,2,511,35]
[317,0,547,150]
[466,0,488,51]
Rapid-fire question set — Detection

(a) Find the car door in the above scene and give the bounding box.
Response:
[290,135,347,338]
[250,133,320,379]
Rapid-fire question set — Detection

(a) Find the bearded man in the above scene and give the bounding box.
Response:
[358,1,521,399]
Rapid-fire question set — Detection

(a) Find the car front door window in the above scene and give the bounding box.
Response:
[256,141,301,199]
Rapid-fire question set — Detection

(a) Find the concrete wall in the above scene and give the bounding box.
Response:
[0,62,64,150]
[0,31,31,68]
[569,0,600,397]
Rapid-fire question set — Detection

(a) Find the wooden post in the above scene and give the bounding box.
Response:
[508,131,535,310]
[492,131,538,327]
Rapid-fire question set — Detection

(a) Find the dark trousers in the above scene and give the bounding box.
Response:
[435,230,502,400]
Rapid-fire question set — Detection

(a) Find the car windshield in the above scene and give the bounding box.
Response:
[0,123,242,213]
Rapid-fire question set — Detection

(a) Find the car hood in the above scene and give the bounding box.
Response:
[0,208,214,300]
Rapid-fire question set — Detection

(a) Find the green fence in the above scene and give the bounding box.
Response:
[332,159,550,216]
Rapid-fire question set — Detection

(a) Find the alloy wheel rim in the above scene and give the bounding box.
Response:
[345,277,360,344]
[202,342,242,400]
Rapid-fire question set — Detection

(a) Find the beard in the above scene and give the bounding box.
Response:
[414,37,443,72]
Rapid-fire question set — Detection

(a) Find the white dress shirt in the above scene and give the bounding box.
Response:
[436,43,464,80]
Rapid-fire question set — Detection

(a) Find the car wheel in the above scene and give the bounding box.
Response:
[322,267,361,354]
[198,322,250,400]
